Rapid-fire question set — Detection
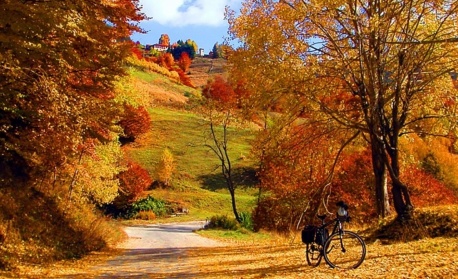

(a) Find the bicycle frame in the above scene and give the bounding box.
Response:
[317,217,343,237]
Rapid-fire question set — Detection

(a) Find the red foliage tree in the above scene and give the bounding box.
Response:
[332,148,378,223]
[119,104,151,144]
[177,52,192,72]
[202,75,236,104]
[402,166,458,207]
[115,162,153,207]
[131,45,144,60]
[252,125,341,232]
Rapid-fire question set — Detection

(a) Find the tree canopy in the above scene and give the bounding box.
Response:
[227,0,458,220]
[0,0,145,185]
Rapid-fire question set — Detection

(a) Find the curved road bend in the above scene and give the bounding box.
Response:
[93,221,223,278]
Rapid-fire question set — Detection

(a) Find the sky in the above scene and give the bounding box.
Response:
[131,0,243,55]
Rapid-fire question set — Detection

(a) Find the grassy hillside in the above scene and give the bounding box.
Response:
[123,58,259,220]
[188,57,228,88]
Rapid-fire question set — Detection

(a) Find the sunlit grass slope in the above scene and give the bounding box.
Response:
[122,62,259,220]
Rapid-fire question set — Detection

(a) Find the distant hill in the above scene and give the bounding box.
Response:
[188,57,228,88]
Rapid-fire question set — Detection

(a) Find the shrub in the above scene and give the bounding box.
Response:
[134,210,156,220]
[239,211,254,231]
[206,215,238,230]
[129,196,168,217]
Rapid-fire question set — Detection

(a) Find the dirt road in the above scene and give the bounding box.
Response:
[93,221,224,278]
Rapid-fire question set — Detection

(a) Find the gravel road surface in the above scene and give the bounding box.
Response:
[93,221,224,278]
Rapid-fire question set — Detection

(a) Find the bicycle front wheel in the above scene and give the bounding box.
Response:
[323,230,366,269]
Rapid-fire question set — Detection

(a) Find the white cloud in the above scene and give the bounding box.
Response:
[139,0,241,27]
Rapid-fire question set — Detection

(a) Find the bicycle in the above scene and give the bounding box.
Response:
[300,201,366,269]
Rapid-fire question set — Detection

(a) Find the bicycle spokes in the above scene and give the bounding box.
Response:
[323,231,366,269]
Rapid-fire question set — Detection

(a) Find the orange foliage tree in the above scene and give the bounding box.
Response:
[252,123,352,232]
[202,75,236,104]
[113,162,153,213]
[119,104,151,144]
[227,0,458,222]
[177,52,192,72]
[0,0,146,186]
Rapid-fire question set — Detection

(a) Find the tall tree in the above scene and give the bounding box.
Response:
[227,0,458,220]
[202,77,242,222]
[159,34,170,45]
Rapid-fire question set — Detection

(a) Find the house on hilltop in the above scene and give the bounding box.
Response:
[151,44,168,52]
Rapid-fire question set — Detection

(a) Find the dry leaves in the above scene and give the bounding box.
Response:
[3,236,457,278]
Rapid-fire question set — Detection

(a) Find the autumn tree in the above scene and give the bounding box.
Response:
[177,52,192,72]
[155,148,176,187]
[212,42,223,58]
[119,104,151,144]
[0,0,146,265]
[113,162,153,212]
[202,75,236,104]
[186,39,199,54]
[201,77,244,222]
[227,0,458,221]
[0,0,145,186]
[159,34,170,45]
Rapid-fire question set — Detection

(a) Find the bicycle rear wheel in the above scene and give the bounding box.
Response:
[306,242,322,267]
[323,230,366,269]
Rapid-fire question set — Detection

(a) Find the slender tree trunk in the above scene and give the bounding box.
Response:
[227,180,240,222]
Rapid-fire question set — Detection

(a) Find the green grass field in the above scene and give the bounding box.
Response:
[123,64,259,220]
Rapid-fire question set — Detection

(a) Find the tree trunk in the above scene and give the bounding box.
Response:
[391,178,414,220]
[228,183,241,222]
[370,134,391,218]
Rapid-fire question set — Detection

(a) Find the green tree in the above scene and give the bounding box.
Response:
[212,42,223,58]
[171,40,196,60]
[227,0,458,221]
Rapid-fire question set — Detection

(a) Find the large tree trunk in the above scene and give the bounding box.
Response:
[390,176,414,220]
[370,134,391,218]
[386,128,414,220]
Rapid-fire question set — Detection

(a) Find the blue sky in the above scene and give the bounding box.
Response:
[131,0,243,55]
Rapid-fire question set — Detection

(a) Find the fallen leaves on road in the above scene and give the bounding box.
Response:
[4,235,456,279]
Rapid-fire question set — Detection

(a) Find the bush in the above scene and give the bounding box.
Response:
[134,210,156,220]
[129,196,168,218]
[206,215,238,230]
[239,212,254,231]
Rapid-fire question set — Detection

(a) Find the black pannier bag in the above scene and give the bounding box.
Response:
[315,228,329,245]
[301,225,317,244]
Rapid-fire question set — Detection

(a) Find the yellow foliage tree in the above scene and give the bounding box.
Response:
[227,0,458,220]
[155,148,175,187]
